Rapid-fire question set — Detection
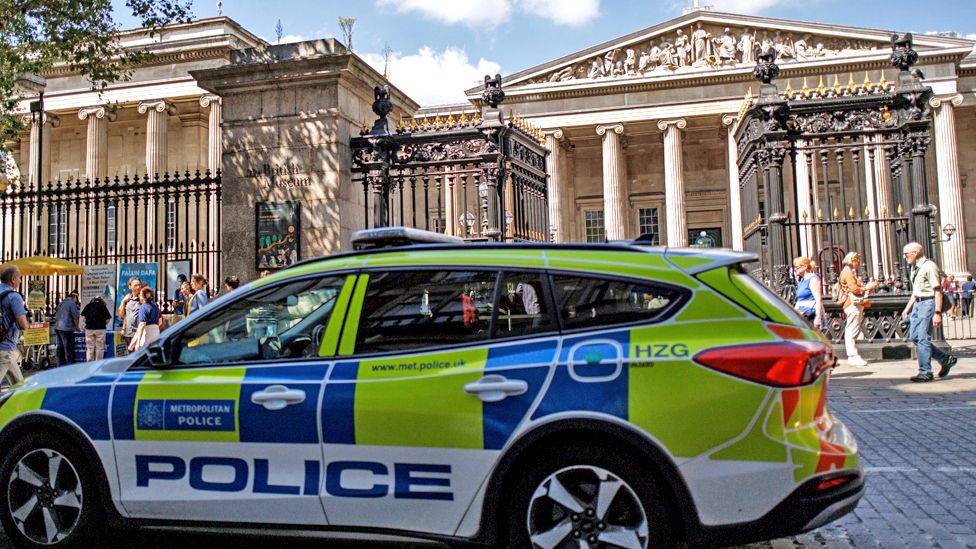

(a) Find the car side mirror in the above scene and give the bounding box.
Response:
[146,340,172,368]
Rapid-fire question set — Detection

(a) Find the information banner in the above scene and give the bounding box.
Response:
[81,264,117,329]
[115,263,158,330]
[27,280,46,310]
[23,322,50,347]
[256,202,301,270]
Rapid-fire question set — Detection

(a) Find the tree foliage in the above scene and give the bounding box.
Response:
[1,0,193,144]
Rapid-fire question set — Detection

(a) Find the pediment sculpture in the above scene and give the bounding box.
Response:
[523,23,892,85]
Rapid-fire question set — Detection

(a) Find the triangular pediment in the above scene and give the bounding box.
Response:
[467,11,974,95]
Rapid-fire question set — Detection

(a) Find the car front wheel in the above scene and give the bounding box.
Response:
[0,432,102,548]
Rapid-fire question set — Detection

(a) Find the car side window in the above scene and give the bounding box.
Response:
[355,270,497,355]
[174,276,345,366]
[551,274,683,330]
[496,272,555,338]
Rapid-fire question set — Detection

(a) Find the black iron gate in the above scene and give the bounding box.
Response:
[0,170,222,314]
[351,76,549,241]
[735,34,942,345]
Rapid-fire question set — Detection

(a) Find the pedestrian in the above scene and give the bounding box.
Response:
[128,287,161,352]
[187,274,209,315]
[80,296,112,361]
[171,274,188,315]
[902,242,958,382]
[943,274,959,319]
[793,256,823,328]
[54,290,80,366]
[117,277,144,351]
[839,252,877,367]
[0,266,28,385]
[962,274,975,318]
[224,275,240,294]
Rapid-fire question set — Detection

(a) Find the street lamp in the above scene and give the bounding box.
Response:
[14,73,47,255]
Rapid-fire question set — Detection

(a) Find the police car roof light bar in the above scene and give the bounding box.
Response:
[351,226,465,250]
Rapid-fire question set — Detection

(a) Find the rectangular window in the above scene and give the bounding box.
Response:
[48,205,67,256]
[638,207,660,245]
[166,199,177,252]
[584,210,605,243]
[106,206,117,254]
[355,270,497,355]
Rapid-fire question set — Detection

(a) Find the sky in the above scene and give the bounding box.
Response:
[111,0,976,106]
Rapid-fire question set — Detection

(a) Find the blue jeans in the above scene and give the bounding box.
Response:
[909,298,948,375]
[56,329,75,366]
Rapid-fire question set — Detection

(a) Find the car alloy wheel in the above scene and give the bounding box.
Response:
[7,449,83,545]
[526,465,649,549]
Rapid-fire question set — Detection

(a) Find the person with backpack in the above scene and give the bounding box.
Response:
[839,252,877,367]
[53,290,81,366]
[0,266,28,385]
[962,275,975,318]
[80,296,112,361]
[902,241,958,382]
[793,256,823,328]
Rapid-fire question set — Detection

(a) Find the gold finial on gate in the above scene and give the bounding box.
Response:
[446,112,456,125]
[433,114,443,128]
[847,73,857,93]
[409,116,418,131]
[458,111,469,125]
[897,203,904,215]
[471,110,481,125]
[420,114,430,129]
[816,75,827,96]
[863,71,874,91]
[800,77,811,98]
[832,75,843,95]
[849,207,855,218]
[397,114,405,131]
[864,207,871,217]
[833,207,840,219]
[878,72,889,91]
[801,210,808,220]
[784,79,794,98]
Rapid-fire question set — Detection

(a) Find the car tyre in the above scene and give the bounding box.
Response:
[0,431,104,549]
[504,443,676,549]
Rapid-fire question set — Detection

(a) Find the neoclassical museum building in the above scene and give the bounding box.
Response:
[4,9,975,280]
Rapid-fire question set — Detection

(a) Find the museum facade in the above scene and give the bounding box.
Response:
[3,10,975,280]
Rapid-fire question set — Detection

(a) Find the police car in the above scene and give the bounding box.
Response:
[0,228,862,548]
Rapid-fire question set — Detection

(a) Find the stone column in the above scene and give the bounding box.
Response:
[793,139,814,257]
[545,129,567,242]
[78,106,115,183]
[872,135,893,276]
[929,94,968,275]
[658,119,687,247]
[722,115,744,251]
[138,100,176,177]
[596,124,627,241]
[199,95,222,174]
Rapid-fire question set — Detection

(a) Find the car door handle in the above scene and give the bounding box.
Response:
[464,375,528,403]
[251,385,306,411]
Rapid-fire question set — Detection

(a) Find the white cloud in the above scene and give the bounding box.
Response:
[278,34,306,44]
[362,46,501,106]
[377,0,512,28]
[704,0,795,14]
[517,0,599,26]
[376,0,599,28]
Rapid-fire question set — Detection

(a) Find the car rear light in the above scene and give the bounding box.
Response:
[693,341,835,387]
[815,474,856,491]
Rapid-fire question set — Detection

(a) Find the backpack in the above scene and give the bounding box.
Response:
[829,279,846,305]
[0,289,13,342]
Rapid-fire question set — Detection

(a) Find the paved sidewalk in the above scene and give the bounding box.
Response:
[745,352,976,548]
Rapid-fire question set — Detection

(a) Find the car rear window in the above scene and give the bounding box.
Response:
[550,274,686,330]
[730,270,806,326]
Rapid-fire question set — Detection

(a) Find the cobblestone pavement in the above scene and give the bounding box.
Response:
[0,355,973,548]
[744,352,976,549]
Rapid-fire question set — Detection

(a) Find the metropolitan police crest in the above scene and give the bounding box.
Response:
[137,401,164,430]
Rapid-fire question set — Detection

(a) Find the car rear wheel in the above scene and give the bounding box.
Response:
[0,432,102,548]
[505,444,675,549]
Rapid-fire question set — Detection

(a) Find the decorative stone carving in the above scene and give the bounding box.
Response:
[78,106,117,122]
[523,22,889,85]
[482,74,505,108]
